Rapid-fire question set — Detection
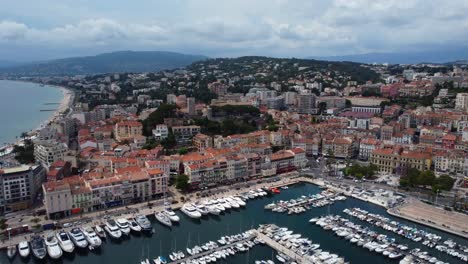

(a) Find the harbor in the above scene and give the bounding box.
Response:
[1,182,467,264]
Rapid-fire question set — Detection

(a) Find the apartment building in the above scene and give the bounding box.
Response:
[0,165,46,213]
[114,120,143,142]
[34,140,68,168]
[172,125,201,144]
[152,124,169,141]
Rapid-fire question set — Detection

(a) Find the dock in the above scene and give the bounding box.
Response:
[168,230,256,264]
[253,229,308,264]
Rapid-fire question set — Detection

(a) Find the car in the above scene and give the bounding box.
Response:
[63,223,72,228]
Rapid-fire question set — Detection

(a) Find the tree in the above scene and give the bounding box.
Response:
[141,104,177,136]
[178,147,188,155]
[175,174,190,191]
[432,175,455,192]
[20,132,29,139]
[13,139,35,164]
[345,99,352,108]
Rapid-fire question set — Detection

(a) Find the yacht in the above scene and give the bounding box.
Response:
[155,211,172,227]
[195,203,209,215]
[45,233,63,259]
[134,215,152,232]
[18,241,30,258]
[69,228,89,249]
[164,209,180,222]
[56,231,75,253]
[115,218,131,236]
[233,196,246,206]
[82,226,102,248]
[219,199,232,209]
[128,219,142,232]
[30,235,47,259]
[7,245,16,259]
[95,225,106,238]
[207,205,221,215]
[181,203,202,219]
[153,256,168,264]
[226,197,240,208]
[104,219,122,239]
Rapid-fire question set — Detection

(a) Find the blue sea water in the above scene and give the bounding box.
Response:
[0,80,63,145]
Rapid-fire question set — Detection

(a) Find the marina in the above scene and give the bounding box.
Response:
[1,183,466,264]
[343,207,468,262]
[264,189,346,214]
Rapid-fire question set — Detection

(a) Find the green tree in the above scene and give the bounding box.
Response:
[178,147,188,155]
[13,139,35,164]
[141,104,177,136]
[175,174,190,191]
[345,99,352,108]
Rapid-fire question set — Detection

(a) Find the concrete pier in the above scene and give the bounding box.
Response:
[167,230,256,264]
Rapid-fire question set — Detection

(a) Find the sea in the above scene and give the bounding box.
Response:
[0,80,63,145]
[1,183,466,264]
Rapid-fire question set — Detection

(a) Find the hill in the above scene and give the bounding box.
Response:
[0,51,208,76]
[309,47,468,64]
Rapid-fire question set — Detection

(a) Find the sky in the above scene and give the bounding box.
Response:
[0,0,467,61]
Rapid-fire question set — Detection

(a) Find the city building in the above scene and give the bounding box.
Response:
[34,140,68,168]
[114,120,143,142]
[152,124,169,141]
[297,93,317,114]
[187,97,196,115]
[0,165,46,213]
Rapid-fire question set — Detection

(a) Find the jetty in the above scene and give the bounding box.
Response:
[253,229,307,263]
[167,230,256,264]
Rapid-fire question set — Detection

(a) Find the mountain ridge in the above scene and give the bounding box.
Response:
[0,51,208,76]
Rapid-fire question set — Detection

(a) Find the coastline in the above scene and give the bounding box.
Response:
[0,81,74,154]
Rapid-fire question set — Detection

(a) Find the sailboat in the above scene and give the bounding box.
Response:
[6,228,17,259]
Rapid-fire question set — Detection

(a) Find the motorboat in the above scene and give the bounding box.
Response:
[7,245,16,259]
[181,203,202,219]
[115,218,131,235]
[82,226,102,248]
[135,215,153,232]
[207,205,221,215]
[45,233,63,259]
[68,228,88,249]
[195,203,209,215]
[95,225,106,238]
[56,231,75,253]
[226,197,240,208]
[128,219,142,232]
[153,256,168,264]
[18,241,30,258]
[155,211,172,227]
[104,219,122,239]
[30,235,47,259]
[232,196,246,206]
[164,209,180,222]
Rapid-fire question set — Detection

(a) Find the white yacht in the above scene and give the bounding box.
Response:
[218,198,232,209]
[128,219,142,232]
[181,203,202,219]
[56,231,75,253]
[82,226,102,248]
[104,219,122,239]
[69,228,88,249]
[207,205,221,215]
[135,215,153,232]
[95,225,106,238]
[226,197,240,208]
[155,211,172,227]
[115,218,131,236]
[45,233,63,259]
[18,241,30,258]
[211,200,225,212]
[233,196,246,206]
[164,209,180,222]
[30,235,46,260]
[195,203,209,215]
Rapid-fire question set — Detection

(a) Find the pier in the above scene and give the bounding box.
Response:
[253,228,308,264]
[167,230,256,264]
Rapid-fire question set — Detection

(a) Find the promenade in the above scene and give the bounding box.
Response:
[388,198,468,239]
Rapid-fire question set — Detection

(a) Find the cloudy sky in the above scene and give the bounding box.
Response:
[1,0,467,61]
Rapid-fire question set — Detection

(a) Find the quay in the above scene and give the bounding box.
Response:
[167,229,256,264]
[253,229,307,264]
